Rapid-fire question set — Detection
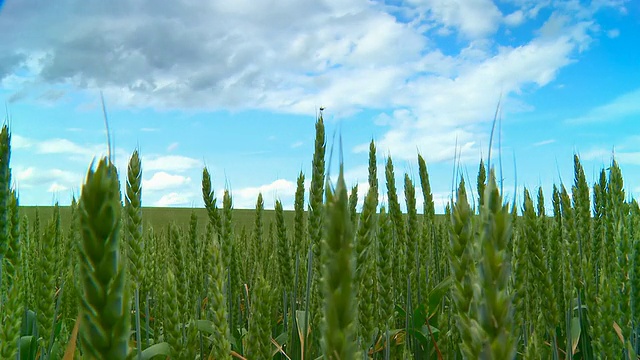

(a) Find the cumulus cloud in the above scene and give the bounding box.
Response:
[352,11,597,162]
[14,166,81,198]
[0,0,625,169]
[15,166,81,186]
[232,179,298,208]
[0,53,27,82]
[143,171,192,191]
[409,0,503,39]
[504,10,525,27]
[12,134,33,149]
[48,182,69,193]
[143,155,201,172]
[36,138,102,157]
[154,192,194,207]
[0,0,424,114]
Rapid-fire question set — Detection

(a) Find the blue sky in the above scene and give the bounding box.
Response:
[1,0,639,212]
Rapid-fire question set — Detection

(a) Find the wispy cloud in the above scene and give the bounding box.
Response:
[36,138,106,158]
[37,89,65,104]
[565,88,640,124]
[167,142,179,151]
[607,29,620,38]
[413,0,503,39]
[581,147,640,165]
[533,139,556,147]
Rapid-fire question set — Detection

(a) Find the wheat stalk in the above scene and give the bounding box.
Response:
[293,171,306,303]
[449,177,481,359]
[355,175,377,349]
[207,231,232,360]
[246,274,273,359]
[78,158,130,359]
[322,163,357,360]
[476,171,515,359]
[309,114,326,356]
[385,156,406,309]
[0,190,22,360]
[276,199,293,294]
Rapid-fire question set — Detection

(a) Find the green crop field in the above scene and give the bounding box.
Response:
[20,206,296,238]
[1,119,639,360]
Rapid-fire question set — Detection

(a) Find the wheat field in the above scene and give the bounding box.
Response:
[0,118,639,359]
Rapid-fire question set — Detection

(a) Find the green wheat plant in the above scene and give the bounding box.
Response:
[322,162,357,360]
[246,274,273,359]
[355,170,377,350]
[7,109,640,360]
[1,192,22,360]
[309,115,326,357]
[125,149,144,358]
[77,157,130,359]
[385,155,406,310]
[476,171,515,359]
[206,234,232,360]
[449,177,481,359]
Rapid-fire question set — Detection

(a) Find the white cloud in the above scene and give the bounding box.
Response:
[504,10,525,27]
[12,134,32,149]
[15,167,34,183]
[13,166,81,198]
[143,155,201,172]
[154,192,194,207]
[143,171,191,191]
[15,166,80,186]
[0,0,615,128]
[35,138,106,158]
[48,182,68,193]
[355,110,479,162]
[410,0,503,39]
[291,141,303,148]
[0,0,619,118]
[0,0,625,178]
[37,138,87,155]
[0,0,424,115]
[233,179,298,208]
[351,13,594,162]
[565,88,640,124]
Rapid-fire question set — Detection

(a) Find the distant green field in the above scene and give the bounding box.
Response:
[20,206,297,234]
